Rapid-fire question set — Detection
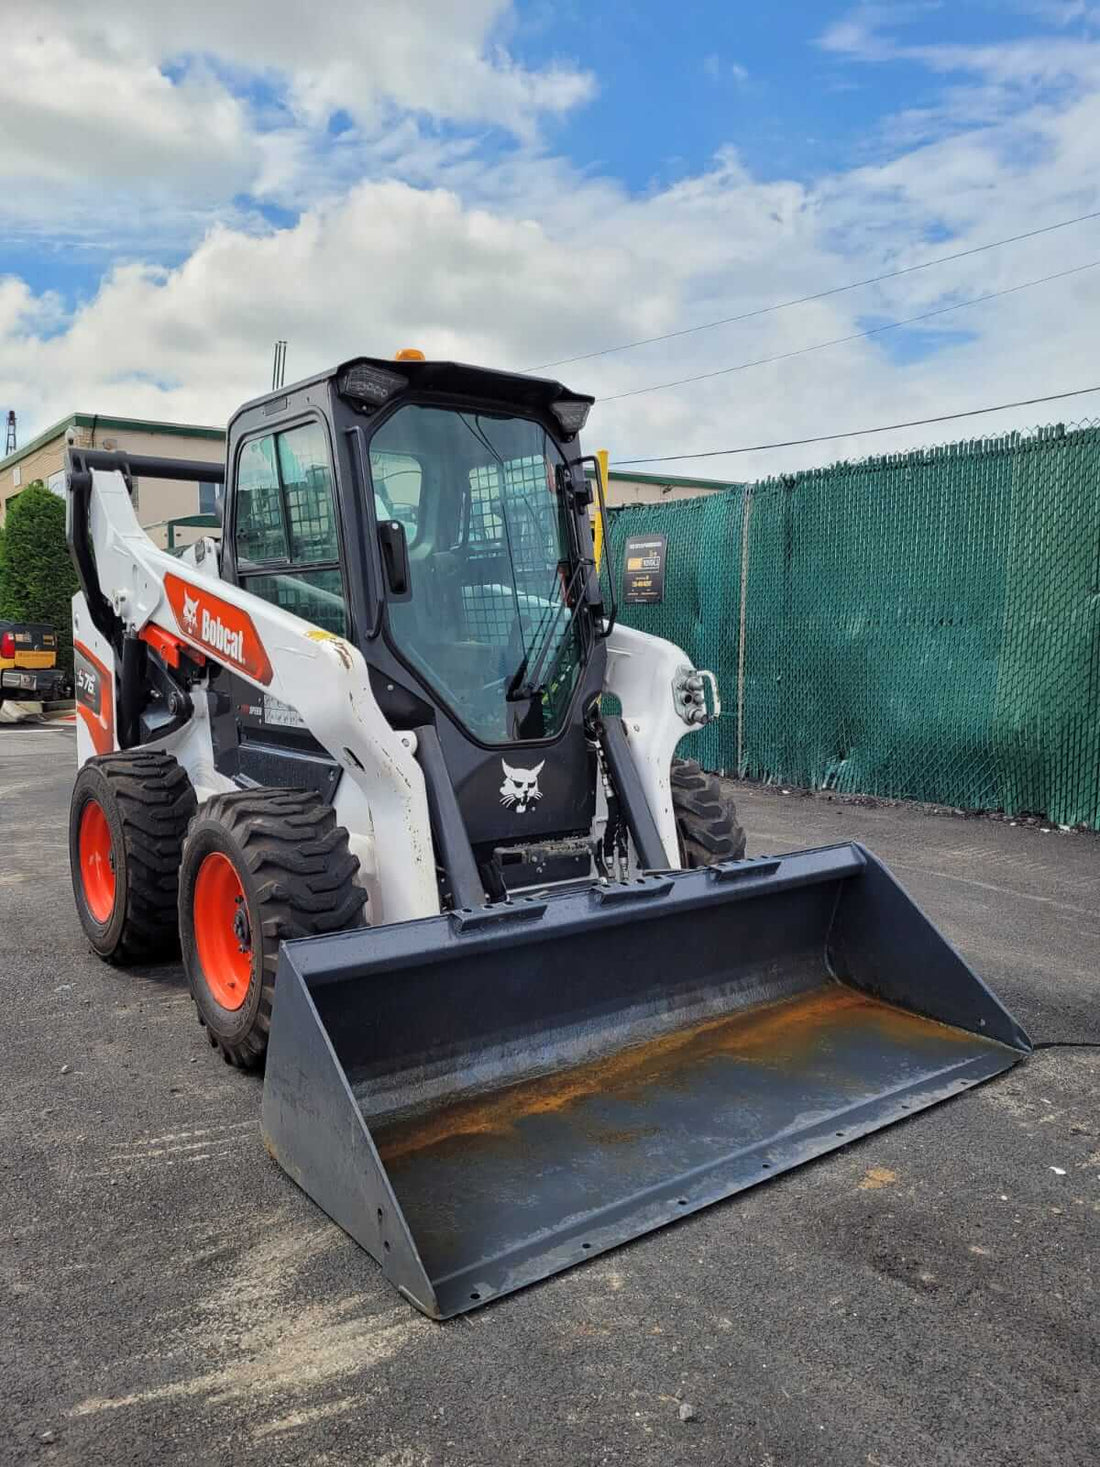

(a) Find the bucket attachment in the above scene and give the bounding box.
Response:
[261,844,1030,1319]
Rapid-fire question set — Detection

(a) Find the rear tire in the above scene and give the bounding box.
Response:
[671,757,747,867]
[69,752,197,962]
[178,790,365,1068]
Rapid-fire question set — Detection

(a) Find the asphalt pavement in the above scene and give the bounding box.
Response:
[2,723,1098,1467]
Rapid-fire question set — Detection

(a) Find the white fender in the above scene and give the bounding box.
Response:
[602,622,705,868]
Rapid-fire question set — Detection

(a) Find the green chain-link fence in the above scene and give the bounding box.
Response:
[607,421,1100,829]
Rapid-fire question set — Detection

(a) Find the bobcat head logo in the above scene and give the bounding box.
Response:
[500,759,544,814]
[181,589,200,633]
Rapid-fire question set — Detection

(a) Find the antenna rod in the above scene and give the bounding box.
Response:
[271,340,287,390]
[272,340,287,390]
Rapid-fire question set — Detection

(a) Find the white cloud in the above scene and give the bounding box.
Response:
[0,3,594,247]
[3,5,1100,487]
[0,28,261,251]
[73,0,595,133]
[0,177,654,430]
[0,35,253,191]
[0,278,66,339]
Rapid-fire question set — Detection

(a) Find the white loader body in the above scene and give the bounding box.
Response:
[74,464,705,922]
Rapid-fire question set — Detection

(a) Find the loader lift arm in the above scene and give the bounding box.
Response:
[67,448,225,656]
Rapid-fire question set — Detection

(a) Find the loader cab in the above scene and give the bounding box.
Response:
[219,357,611,891]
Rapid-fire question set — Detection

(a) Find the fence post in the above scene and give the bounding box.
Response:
[736,484,754,778]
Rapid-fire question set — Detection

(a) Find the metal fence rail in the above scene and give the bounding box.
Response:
[608,420,1100,828]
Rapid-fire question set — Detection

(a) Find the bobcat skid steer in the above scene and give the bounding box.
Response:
[65,354,1030,1319]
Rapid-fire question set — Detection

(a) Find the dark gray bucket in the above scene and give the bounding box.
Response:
[261,844,1030,1319]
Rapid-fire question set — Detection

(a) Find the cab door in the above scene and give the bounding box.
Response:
[213,417,352,795]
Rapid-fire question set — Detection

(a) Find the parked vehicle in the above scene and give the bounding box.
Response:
[0,620,70,702]
[64,351,1029,1318]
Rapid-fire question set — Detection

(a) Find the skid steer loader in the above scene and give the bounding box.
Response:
[65,353,1030,1319]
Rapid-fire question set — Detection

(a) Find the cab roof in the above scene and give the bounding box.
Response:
[232,356,593,426]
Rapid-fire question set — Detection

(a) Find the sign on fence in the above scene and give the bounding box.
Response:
[622,533,667,604]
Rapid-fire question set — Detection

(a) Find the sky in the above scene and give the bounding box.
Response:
[3,0,1100,480]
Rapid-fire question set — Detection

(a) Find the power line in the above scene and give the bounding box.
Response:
[599,259,1100,403]
[611,384,1100,467]
[526,205,1100,372]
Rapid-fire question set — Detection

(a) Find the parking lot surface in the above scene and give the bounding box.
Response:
[2,723,1098,1466]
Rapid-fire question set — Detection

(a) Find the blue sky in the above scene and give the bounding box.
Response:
[517,1,1097,185]
[3,0,1100,474]
[524,1,952,186]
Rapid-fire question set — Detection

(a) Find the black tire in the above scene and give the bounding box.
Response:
[178,790,365,1068]
[69,752,197,962]
[671,757,747,867]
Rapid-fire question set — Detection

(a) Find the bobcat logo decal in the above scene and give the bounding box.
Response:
[181,589,200,634]
[500,759,544,814]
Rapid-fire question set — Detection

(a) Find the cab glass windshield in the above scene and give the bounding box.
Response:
[368,405,585,743]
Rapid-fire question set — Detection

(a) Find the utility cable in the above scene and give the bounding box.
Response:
[599,259,1100,404]
[525,206,1100,372]
[610,384,1100,467]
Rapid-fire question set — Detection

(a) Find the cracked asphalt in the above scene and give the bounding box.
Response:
[2,722,1098,1466]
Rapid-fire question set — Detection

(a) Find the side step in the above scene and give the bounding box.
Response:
[261,844,1030,1319]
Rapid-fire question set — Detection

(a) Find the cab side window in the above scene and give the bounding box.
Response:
[279,423,341,563]
[236,437,286,564]
[233,424,349,637]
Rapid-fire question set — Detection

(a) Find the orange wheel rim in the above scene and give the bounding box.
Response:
[194,852,253,1011]
[79,799,116,923]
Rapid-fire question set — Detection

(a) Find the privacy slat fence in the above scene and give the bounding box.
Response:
[607,422,1100,829]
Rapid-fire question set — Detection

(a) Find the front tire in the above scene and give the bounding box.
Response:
[178,790,365,1068]
[671,757,747,867]
[69,752,197,962]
